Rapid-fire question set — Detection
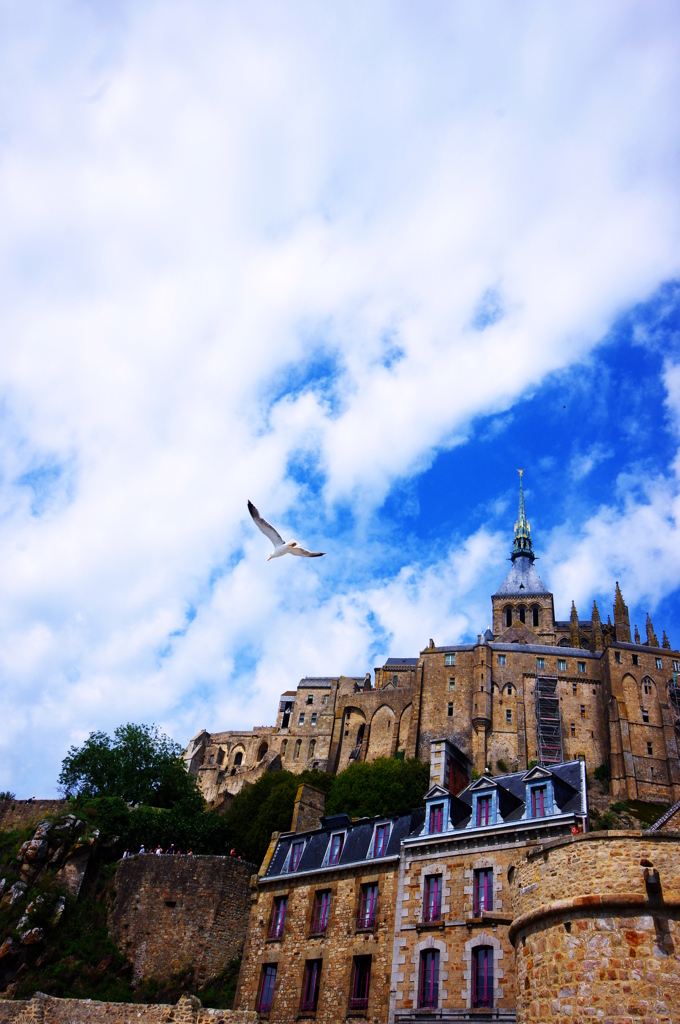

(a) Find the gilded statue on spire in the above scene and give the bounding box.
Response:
[512,469,535,562]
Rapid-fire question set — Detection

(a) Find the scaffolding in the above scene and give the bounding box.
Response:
[535,672,563,766]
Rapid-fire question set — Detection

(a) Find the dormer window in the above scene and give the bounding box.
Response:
[287,840,305,872]
[429,804,444,834]
[531,786,547,818]
[477,795,492,827]
[328,833,344,866]
[372,823,390,858]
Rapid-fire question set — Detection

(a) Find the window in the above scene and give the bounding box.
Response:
[506,708,512,723]
[294,740,301,759]
[507,684,513,695]
[298,713,305,726]
[558,659,567,672]
[308,739,316,758]
[233,751,243,766]
[519,606,526,624]
[505,607,512,627]
[256,964,277,1015]
[445,653,456,666]
[322,695,329,706]
[533,607,539,627]
[473,868,493,915]
[580,705,586,718]
[429,803,444,834]
[449,677,455,691]
[306,694,314,705]
[644,681,651,695]
[536,657,545,670]
[269,896,287,939]
[472,947,494,1008]
[674,660,679,672]
[424,875,442,922]
[477,795,492,827]
[300,960,322,1013]
[311,712,317,726]
[571,723,576,737]
[497,654,506,666]
[656,657,663,670]
[642,709,649,723]
[632,654,639,666]
[647,742,653,755]
[373,824,390,858]
[572,683,577,695]
[447,702,453,717]
[577,662,586,674]
[531,786,547,818]
[615,651,621,664]
[349,956,371,1013]
[328,833,344,866]
[419,950,439,1009]
[358,884,378,930]
[289,841,304,872]
[281,739,287,757]
[311,891,331,934]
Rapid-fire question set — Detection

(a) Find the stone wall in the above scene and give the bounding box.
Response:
[508,831,680,1023]
[0,993,256,1024]
[0,802,69,832]
[109,855,255,986]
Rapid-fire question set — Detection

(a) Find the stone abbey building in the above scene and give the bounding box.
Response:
[184,474,680,809]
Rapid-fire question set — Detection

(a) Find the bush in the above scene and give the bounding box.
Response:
[496,758,508,773]
[325,757,430,820]
[594,762,610,785]
[0,791,15,802]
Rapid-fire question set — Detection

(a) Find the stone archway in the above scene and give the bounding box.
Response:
[366,705,396,761]
[397,703,413,755]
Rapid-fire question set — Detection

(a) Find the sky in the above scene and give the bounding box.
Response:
[1,1,680,797]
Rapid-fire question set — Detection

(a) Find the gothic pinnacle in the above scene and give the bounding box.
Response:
[511,469,535,563]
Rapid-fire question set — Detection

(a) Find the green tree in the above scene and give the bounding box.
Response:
[324,757,430,819]
[59,724,201,809]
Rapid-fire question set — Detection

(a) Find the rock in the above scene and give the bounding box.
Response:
[0,938,16,960]
[52,896,66,923]
[20,927,44,945]
[0,878,5,895]
[1,881,27,906]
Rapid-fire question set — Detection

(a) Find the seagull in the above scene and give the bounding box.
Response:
[248,501,325,560]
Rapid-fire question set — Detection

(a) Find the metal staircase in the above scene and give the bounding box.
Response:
[668,674,680,738]
[535,672,563,766]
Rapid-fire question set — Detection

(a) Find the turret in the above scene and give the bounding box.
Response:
[646,613,659,648]
[592,601,603,652]
[614,582,631,643]
[570,602,579,648]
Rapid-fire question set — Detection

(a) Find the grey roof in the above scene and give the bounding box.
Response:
[494,555,551,597]
[384,658,419,667]
[298,677,337,688]
[490,642,601,659]
[263,809,424,879]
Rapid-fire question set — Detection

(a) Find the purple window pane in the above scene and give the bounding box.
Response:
[257,964,277,1014]
[424,875,442,922]
[312,891,330,934]
[349,957,371,1011]
[419,950,439,1008]
[269,896,287,938]
[358,884,378,928]
[374,825,389,857]
[300,961,321,1012]
[473,947,493,1007]
[329,834,344,865]
[290,841,304,871]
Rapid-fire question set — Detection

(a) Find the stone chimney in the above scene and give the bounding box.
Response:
[291,784,326,833]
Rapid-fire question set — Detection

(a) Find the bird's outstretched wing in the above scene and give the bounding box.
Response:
[289,545,325,557]
[248,501,285,549]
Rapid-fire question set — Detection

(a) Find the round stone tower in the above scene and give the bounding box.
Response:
[508,831,680,1023]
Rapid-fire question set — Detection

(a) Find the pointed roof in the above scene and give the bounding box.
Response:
[495,471,550,596]
[512,469,534,562]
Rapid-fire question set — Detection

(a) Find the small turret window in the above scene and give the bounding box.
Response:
[519,606,526,624]
[532,606,539,627]
[505,607,512,628]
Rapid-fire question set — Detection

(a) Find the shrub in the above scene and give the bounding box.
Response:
[496,758,508,773]
[594,762,610,785]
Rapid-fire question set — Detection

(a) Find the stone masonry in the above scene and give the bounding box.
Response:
[0,993,257,1024]
[508,832,680,1023]
[109,855,255,986]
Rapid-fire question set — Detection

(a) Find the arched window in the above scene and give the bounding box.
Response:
[532,606,539,628]
[257,742,268,761]
[392,675,398,687]
[505,606,512,628]
[472,946,493,1007]
[518,605,526,624]
[294,740,301,759]
[233,750,243,766]
[281,739,288,757]
[309,740,316,759]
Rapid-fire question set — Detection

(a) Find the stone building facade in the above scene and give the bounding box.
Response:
[185,473,680,809]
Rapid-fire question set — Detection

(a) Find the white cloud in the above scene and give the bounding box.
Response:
[0,2,680,793]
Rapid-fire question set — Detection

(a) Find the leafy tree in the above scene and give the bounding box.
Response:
[324,757,430,819]
[59,724,202,809]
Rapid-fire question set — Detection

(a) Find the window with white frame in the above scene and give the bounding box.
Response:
[536,657,545,670]
[445,653,456,666]
[577,661,586,674]
[371,823,390,858]
[558,658,567,672]
[656,657,663,670]
[497,654,506,666]
[327,832,344,866]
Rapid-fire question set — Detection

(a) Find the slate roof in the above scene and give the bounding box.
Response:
[384,658,419,667]
[494,555,551,597]
[263,808,425,879]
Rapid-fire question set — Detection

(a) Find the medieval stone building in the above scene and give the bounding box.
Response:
[184,473,680,808]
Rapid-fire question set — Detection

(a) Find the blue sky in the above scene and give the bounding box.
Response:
[1,2,680,796]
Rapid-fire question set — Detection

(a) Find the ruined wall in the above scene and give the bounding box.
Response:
[508,832,680,1024]
[0,993,256,1024]
[109,855,255,986]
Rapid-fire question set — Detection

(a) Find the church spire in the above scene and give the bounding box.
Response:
[512,469,535,562]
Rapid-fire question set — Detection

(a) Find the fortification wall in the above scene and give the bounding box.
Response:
[0,993,256,1024]
[0,802,69,832]
[508,832,680,1023]
[109,855,255,986]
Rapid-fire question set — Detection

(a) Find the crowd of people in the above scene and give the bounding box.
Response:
[121,845,246,859]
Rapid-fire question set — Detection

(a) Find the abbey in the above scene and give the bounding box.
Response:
[185,474,680,807]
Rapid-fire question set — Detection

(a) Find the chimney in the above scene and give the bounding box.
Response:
[291,784,326,833]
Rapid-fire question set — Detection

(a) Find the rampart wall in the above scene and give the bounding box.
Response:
[0,993,256,1024]
[109,855,255,986]
[0,802,69,832]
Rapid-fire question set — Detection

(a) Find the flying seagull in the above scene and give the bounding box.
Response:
[248,501,325,560]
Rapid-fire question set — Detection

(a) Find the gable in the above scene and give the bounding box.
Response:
[423,784,450,801]
[523,765,553,783]
[496,622,541,645]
